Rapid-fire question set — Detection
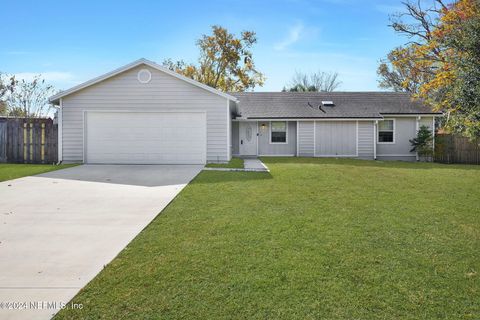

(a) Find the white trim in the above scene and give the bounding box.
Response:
[269,121,288,144]
[57,99,63,162]
[432,117,435,155]
[233,118,382,122]
[79,109,206,114]
[313,121,316,156]
[82,110,207,164]
[373,120,377,160]
[296,121,299,157]
[380,114,442,117]
[82,110,86,163]
[377,118,396,144]
[226,99,231,161]
[356,120,359,157]
[377,154,416,157]
[256,122,259,156]
[415,116,420,161]
[314,155,358,158]
[49,58,237,104]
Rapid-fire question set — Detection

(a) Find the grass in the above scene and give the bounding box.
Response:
[55,158,480,319]
[0,163,77,182]
[205,157,244,169]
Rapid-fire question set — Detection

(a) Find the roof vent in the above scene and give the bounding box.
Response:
[321,101,334,106]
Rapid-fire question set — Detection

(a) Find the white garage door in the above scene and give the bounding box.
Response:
[85,112,206,164]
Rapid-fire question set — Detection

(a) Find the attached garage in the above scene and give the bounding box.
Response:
[85,112,206,164]
[49,59,236,164]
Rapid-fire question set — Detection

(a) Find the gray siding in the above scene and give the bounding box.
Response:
[61,64,229,163]
[231,121,239,155]
[298,121,315,157]
[257,121,296,156]
[315,121,357,156]
[376,117,417,159]
[376,117,433,161]
[358,121,374,159]
[419,116,434,131]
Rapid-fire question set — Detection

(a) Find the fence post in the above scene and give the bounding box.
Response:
[23,122,27,163]
[41,122,45,163]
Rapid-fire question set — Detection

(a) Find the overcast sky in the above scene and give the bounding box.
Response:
[1,0,410,92]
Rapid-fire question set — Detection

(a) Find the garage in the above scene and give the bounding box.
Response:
[49,59,236,164]
[85,112,206,164]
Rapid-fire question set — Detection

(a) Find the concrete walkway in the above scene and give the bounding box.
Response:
[203,158,269,172]
[244,159,269,171]
[0,165,202,320]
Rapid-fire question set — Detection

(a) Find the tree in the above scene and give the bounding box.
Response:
[6,75,56,118]
[377,0,480,139]
[163,26,265,92]
[377,47,431,93]
[284,70,341,92]
[0,72,17,115]
[410,125,434,160]
[443,7,480,138]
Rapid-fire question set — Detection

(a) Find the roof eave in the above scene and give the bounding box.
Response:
[238,116,384,120]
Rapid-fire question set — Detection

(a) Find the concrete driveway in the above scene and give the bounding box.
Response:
[0,165,202,320]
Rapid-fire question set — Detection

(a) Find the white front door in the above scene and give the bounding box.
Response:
[239,122,257,156]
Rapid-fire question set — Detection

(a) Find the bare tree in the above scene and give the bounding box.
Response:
[377,0,449,93]
[284,70,341,92]
[7,75,56,118]
[0,72,17,115]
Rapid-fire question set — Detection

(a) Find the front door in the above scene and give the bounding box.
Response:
[239,122,257,156]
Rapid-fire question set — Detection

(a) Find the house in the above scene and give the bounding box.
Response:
[49,58,441,164]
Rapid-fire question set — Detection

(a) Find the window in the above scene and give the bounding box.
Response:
[378,119,395,143]
[270,121,287,143]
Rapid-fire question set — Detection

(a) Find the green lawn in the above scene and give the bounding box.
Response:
[55,158,480,319]
[0,163,77,182]
[205,157,244,169]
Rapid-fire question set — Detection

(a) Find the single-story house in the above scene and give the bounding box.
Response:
[49,58,441,164]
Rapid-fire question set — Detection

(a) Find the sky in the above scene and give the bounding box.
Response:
[1,0,409,93]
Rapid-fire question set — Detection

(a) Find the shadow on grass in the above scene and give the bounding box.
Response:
[260,157,480,171]
[192,170,273,184]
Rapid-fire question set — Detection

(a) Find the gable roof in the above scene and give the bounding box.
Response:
[230,92,441,119]
[49,58,238,104]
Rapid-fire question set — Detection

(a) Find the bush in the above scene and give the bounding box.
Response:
[410,125,434,161]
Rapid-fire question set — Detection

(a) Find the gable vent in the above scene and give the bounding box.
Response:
[137,69,152,84]
[321,101,335,106]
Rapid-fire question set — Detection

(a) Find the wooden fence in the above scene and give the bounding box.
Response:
[434,134,480,165]
[0,117,58,164]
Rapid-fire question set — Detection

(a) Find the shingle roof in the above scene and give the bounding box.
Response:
[229,92,440,119]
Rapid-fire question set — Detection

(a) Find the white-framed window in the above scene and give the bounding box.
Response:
[270,121,288,143]
[378,119,395,143]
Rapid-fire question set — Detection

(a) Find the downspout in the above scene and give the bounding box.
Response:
[373,120,377,160]
[432,117,435,162]
[416,116,421,161]
[57,99,63,164]
[296,121,299,157]
[50,100,62,165]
